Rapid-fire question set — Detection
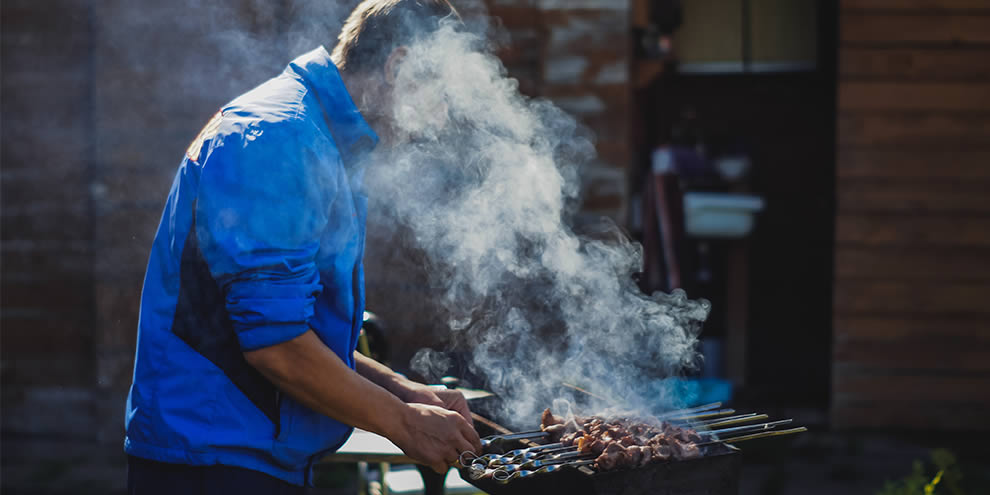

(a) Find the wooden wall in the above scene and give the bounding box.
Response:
[833,0,990,430]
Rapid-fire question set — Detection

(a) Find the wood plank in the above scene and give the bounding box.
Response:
[836,214,990,247]
[837,178,990,213]
[833,372,990,403]
[832,399,990,430]
[838,112,990,147]
[835,246,990,280]
[834,315,990,341]
[840,47,990,81]
[839,82,990,111]
[837,149,990,179]
[834,280,990,314]
[842,13,990,44]
[842,0,990,10]
[834,336,990,372]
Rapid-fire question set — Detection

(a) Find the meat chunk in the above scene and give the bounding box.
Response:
[541,408,564,429]
[595,442,627,471]
[538,407,704,471]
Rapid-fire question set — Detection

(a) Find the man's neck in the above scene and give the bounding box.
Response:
[339,69,397,147]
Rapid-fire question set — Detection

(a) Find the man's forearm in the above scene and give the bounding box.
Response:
[245,331,482,472]
[244,330,409,441]
[354,351,410,398]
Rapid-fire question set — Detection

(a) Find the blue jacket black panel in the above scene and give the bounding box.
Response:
[125,47,378,486]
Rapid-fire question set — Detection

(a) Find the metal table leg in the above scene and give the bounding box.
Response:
[415,465,447,495]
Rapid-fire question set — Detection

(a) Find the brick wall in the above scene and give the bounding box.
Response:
[832,0,990,430]
[491,0,631,219]
[1,0,633,451]
[2,0,317,446]
[2,0,99,438]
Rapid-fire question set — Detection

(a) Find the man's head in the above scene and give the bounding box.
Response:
[332,0,460,75]
[332,0,461,145]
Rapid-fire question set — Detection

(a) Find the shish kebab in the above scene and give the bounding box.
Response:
[463,403,806,482]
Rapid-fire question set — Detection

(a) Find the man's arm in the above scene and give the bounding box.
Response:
[353,351,473,426]
[244,330,481,473]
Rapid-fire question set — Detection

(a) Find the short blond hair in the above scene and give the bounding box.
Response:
[331,0,461,73]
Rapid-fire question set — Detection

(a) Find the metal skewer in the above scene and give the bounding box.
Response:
[656,402,723,419]
[469,444,575,468]
[699,426,808,447]
[468,465,503,480]
[694,413,768,429]
[464,441,565,467]
[561,382,618,404]
[486,446,578,467]
[493,459,596,483]
[666,408,737,422]
[497,453,595,474]
[481,430,549,447]
[501,442,565,457]
[700,419,793,438]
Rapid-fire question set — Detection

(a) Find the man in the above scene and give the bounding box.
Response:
[124,1,481,493]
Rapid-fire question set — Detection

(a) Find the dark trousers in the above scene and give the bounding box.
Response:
[128,455,307,495]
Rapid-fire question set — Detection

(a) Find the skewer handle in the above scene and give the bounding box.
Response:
[668,408,737,422]
[656,402,723,419]
[701,419,793,437]
[704,427,808,446]
[698,413,769,429]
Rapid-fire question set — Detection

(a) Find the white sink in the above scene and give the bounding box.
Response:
[683,192,764,238]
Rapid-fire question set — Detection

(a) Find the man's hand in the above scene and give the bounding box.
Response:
[351,352,482,470]
[394,381,473,426]
[246,335,482,474]
[390,403,482,474]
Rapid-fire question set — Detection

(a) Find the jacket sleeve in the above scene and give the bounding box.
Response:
[195,120,340,351]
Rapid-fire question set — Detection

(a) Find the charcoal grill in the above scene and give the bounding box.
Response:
[458,403,805,495]
[458,441,741,495]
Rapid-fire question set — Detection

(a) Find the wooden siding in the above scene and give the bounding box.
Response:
[833,0,990,430]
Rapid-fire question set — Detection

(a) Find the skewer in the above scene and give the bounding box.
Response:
[493,459,596,483]
[468,465,503,480]
[500,442,565,458]
[656,402,723,419]
[497,452,595,474]
[467,444,567,467]
[471,441,564,463]
[561,382,617,403]
[485,448,565,467]
[472,412,541,449]
[461,439,562,467]
[693,413,768,429]
[481,430,548,447]
[666,408,736,422]
[478,445,578,467]
[507,445,577,463]
[700,419,793,438]
[471,412,514,436]
[699,426,808,447]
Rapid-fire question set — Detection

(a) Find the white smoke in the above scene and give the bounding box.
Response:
[364,16,709,424]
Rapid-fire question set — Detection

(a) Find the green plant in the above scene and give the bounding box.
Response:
[877,449,964,495]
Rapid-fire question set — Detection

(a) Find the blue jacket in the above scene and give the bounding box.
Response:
[125,47,378,486]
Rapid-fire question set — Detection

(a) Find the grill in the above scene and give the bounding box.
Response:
[459,443,741,495]
[458,403,805,495]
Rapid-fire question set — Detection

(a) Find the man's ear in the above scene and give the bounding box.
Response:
[383,46,409,86]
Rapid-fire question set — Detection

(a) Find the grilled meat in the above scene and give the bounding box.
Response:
[539,408,702,471]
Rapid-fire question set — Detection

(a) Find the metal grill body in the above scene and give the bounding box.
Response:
[459,443,741,495]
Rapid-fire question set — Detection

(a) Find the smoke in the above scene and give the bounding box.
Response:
[93,0,706,423]
[363,14,709,424]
